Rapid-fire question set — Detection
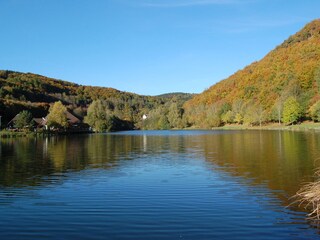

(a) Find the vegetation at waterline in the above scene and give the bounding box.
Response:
[0,129,36,138]
[294,170,320,220]
[1,19,320,131]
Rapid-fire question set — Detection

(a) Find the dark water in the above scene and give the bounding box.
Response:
[1,130,320,239]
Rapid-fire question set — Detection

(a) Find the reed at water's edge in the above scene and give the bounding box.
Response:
[293,170,320,220]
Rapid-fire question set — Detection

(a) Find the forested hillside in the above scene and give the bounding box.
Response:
[184,19,320,127]
[0,71,193,130]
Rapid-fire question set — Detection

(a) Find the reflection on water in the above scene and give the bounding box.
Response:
[1,130,320,239]
[199,131,320,203]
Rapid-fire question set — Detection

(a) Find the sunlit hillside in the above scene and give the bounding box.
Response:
[185,19,320,127]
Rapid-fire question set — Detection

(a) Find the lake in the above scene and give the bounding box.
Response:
[1,130,320,239]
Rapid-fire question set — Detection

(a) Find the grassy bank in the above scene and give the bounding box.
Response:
[0,130,37,138]
[2,121,320,137]
[0,129,93,138]
[213,122,320,131]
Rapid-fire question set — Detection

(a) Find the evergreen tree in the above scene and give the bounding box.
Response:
[14,110,34,130]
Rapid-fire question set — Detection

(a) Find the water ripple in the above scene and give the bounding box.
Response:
[0,131,319,239]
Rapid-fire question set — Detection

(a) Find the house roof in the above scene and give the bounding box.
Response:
[8,111,81,127]
[7,114,20,126]
[66,111,80,124]
[33,117,47,126]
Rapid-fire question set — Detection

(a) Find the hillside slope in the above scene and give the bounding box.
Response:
[185,19,320,126]
[0,71,187,127]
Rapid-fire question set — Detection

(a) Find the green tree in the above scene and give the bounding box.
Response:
[243,104,265,127]
[167,103,185,128]
[282,97,301,124]
[232,99,244,124]
[14,110,34,130]
[234,113,243,124]
[157,115,170,130]
[221,110,234,124]
[314,67,320,93]
[85,100,117,132]
[205,104,221,128]
[309,100,320,122]
[219,102,232,117]
[243,106,258,126]
[47,101,68,129]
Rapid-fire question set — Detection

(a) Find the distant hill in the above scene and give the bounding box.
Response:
[0,71,189,127]
[156,92,195,101]
[184,19,320,127]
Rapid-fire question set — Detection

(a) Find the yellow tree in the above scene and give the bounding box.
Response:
[282,97,301,125]
[47,101,68,129]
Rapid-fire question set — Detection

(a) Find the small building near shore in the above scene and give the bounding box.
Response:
[6,114,21,129]
[7,111,82,130]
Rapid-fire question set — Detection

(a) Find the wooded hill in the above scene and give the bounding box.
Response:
[184,19,320,127]
[0,70,193,129]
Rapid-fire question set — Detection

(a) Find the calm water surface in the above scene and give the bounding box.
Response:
[1,130,320,239]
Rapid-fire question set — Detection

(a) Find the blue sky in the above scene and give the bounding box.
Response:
[0,0,319,95]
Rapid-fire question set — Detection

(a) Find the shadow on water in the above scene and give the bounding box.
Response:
[0,133,183,187]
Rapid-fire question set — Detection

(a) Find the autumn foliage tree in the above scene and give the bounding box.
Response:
[309,100,320,122]
[282,97,302,125]
[47,101,68,129]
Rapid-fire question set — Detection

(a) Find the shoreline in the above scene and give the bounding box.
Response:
[2,121,320,138]
[230,123,320,131]
[0,130,93,138]
[188,121,320,132]
[218,122,320,131]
